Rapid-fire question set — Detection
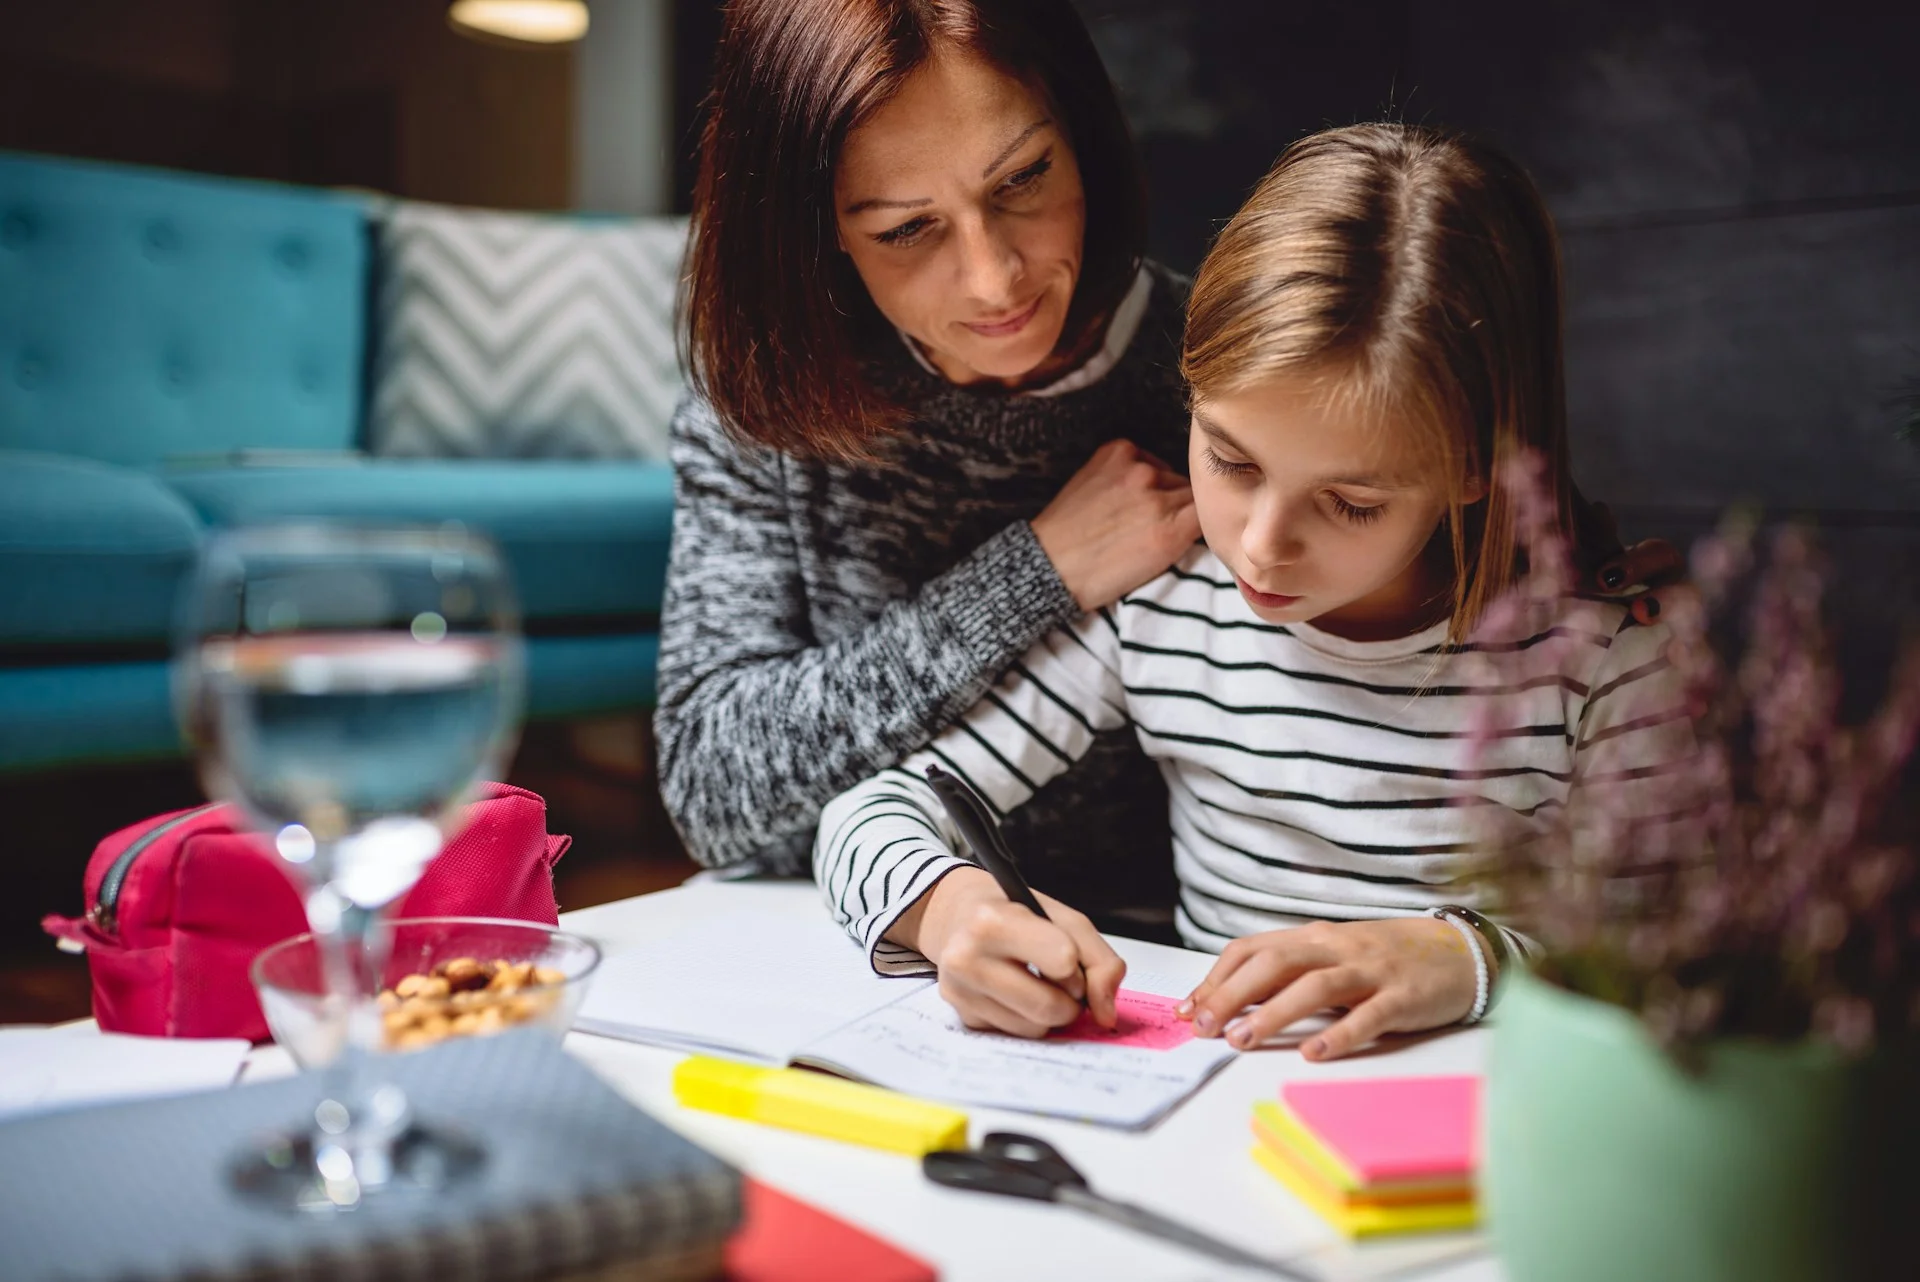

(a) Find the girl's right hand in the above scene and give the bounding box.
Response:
[1032,440,1199,612]
[893,867,1127,1038]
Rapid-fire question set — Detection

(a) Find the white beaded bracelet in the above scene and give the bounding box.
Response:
[1433,910,1491,1024]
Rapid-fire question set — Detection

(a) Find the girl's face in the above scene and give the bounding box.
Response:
[1190,377,1475,640]
[834,48,1087,387]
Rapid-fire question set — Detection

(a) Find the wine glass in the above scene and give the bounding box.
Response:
[174,522,524,1211]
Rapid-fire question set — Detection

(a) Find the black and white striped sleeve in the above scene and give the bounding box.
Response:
[813,609,1132,974]
[1568,615,1701,881]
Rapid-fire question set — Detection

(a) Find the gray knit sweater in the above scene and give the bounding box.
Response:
[654,263,1191,921]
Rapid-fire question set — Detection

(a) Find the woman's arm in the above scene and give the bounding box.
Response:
[656,396,1077,874]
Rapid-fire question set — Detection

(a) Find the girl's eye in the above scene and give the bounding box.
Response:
[1202,447,1255,478]
[874,216,932,246]
[998,155,1052,196]
[1331,494,1386,524]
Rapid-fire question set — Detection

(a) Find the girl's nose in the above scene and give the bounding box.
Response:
[953,216,1022,308]
[1241,495,1305,569]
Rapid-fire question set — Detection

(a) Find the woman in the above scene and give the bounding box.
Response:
[655,0,1668,928]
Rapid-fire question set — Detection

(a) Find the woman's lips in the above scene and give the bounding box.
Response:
[963,294,1044,338]
[1235,575,1301,610]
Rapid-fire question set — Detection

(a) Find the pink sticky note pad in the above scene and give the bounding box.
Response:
[1052,989,1195,1050]
[1280,1075,1480,1184]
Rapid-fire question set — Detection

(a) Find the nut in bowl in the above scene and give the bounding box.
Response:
[253,917,601,1068]
[379,956,568,1050]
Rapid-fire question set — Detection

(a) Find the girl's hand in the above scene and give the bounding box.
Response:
[1032,439,1199,612]
[890,867,1126,1038]
[1179,919,1486,1061]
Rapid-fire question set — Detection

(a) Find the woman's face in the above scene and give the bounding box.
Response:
[834,48,1087,387]
[1190,376,1472,640]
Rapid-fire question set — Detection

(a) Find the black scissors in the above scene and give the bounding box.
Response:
[924,1131,1312,1279]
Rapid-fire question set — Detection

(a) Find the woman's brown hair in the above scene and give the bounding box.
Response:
[684,0,1146,458]
[1184,123,1602,642]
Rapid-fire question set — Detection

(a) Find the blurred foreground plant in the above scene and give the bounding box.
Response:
[1468,456,1920,1056]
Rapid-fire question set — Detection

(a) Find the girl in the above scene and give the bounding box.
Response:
[812,123,1694,1062]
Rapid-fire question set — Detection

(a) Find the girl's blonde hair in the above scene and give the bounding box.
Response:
[1183,123,1599,642]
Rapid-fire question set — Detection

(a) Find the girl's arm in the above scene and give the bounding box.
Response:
[1563,614,1702,883]
[814,613,1134,1034]
[655,396,1080,874]
[1181,612,1698,1062]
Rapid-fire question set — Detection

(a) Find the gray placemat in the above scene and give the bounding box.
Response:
[0,1030,740,1282]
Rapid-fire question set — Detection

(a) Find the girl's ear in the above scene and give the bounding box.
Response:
[1461,473,1490,505]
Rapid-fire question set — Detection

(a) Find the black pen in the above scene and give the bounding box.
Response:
[924,764,1047,916]
[925,764,1095,1013]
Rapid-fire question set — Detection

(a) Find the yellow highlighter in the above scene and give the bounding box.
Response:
[673,1056,970,1157]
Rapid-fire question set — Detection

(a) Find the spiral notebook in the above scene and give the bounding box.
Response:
[0,1030,741,1281]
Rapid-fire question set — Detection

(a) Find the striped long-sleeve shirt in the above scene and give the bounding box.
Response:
[814,543,1693,972]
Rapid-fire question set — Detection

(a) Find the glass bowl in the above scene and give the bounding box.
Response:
[253,916,601,1068]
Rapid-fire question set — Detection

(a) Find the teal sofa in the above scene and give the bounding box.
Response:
[0,151,675,773]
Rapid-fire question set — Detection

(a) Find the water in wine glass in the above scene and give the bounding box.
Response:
[201,631,506,908]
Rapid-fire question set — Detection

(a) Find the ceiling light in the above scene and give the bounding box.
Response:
[448,0,589,46]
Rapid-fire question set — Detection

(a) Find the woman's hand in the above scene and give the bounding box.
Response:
[1179,918,1486,1061]
[889,867,1126,1038]
[1583,499,1692,627]
[1032,440,1199,612]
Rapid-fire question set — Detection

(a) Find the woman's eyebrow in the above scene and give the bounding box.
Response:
[844,120,1056,214]
[982,119,1053,178]
[843,194,934,215]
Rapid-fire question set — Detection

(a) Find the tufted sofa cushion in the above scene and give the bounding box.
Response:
[165,460,675,623]
[0,451,203,650]
[0,150,367,467]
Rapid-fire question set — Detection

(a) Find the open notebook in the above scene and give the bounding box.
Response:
[574,902,1235,1129]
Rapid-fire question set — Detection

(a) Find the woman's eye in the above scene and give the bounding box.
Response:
[874,217,932,246]
[998,156,1052,196]
[1202,447,1255,478]
[1331,494,1386,524]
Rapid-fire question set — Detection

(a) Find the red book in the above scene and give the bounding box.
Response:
[725,1178,938,1282]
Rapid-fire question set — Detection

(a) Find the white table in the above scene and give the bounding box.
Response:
[573,883,1502,1282]
[221,880,1503,1282]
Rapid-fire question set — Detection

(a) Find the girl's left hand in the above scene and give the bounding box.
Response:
[1178,918,1485,1061]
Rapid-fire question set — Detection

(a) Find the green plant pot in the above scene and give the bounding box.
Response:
[1486,968,1918,1282]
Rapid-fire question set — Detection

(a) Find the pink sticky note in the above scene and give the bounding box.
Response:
[1052,989,1195,1050]
[1279,1075,1480,1184]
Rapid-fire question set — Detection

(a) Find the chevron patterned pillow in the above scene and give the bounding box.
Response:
[367,201,687,460]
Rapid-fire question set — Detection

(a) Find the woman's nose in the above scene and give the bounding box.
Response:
[953,216,1022,307]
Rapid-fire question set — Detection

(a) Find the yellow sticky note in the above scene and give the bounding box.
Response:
[1251,1143,1478,1238]
[673,1055,969,1157]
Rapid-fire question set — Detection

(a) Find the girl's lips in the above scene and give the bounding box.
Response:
[1235,575,1301,610]
[963,294,1044,338]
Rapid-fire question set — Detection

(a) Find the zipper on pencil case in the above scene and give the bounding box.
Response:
[87,804,222,936]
